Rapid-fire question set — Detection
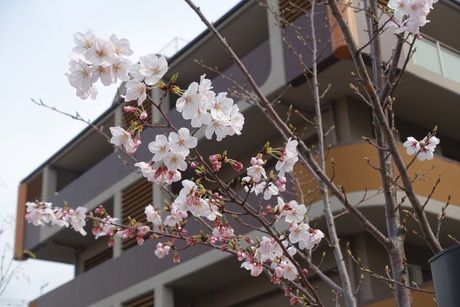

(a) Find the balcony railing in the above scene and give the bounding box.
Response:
[413,35,460,84]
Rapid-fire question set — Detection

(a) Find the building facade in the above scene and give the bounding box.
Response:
[14,0,460,306]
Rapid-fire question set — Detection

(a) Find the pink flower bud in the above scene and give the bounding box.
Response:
[231,161,243,173]
[173,253,181,263]
[123,106,136,113]
[139,111,148,120]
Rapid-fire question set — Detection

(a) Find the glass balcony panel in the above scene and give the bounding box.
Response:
[413,39,442,75]
[440,47,460,84]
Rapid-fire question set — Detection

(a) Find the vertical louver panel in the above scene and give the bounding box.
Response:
[122,291,154,307]
[82,247,113,272]
[279,0,310,26]
[122,179,152,250]
[26,173,42,202]
[123,97,152,128]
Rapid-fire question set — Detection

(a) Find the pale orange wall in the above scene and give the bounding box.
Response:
[296,142,460,206]
[366,284,436,307]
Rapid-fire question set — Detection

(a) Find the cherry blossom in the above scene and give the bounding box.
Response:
[276,198,307,224]
[111,58,131,82]
[138,54,168,85]
[72,30,95,54]
[109,126,140,154]
[148,134,170,162]
[70,207,88,236]
[403,136,420,155]
[163,151,187,171]
[110,34,133,57]
[276,138,299,177]
[154,242,171,259]
[145,204,162,226]
[241,261,263,277]
[168,128,197,155]
[257,236,283,262]
[387,0,437,34]
[403,135,439,160]
[124,80,147,106]
[163,209,188,226]
[247,157,266,183]
[175,74,244,140]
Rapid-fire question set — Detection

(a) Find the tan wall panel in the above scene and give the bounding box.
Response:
[296,142,460,206]
[365,284,435,307]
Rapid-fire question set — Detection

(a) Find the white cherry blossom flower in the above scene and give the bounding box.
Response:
[110,34,133,56]
[112,58,131,82]
[289,222,310,245]
[134,162,156,182]
[163,151,187,171]
[76,85,98,100]
[68,60,94,92]
[276,138,299,177]
[154,242,171,259]
[403,136,420,155]
[91,65,114,86]
[84,38,116,66]
[148,134,170,162]
[257,236,283,262]
[72,29,96,54]
[241,261,263,277]
[423,135,440,151]
[163,209,187,226]
[208,92,233,121]
[246,158,266,183]
[229,105,244,136]
[125,80,147,106]
[70,207,87,236]
[145,204,162,226]
[109,126,140,154]
[281,260,298,281]
[168,128,197,155]
[139,54,168,85]
[128,63,144,82]
[205,119,233,142]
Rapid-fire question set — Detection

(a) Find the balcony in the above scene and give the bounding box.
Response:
[412,36,460,85]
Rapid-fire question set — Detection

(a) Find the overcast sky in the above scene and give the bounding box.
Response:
[0,0,239,305]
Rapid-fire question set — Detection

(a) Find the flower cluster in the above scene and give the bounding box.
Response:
[25,202,88,236]
[166,180,222,224]
[176,75,244,141]
[243,139,299,200]
[67,30,133,99]
[68,29,169,105]
[403,135,440,160]
[133,127,198,185]
[109,126,141,154]
[241,236,299,281]
[274,197,324,252]
[387,0,437,34]
[125,53,168,106]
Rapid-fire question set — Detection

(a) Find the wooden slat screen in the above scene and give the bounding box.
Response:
[121,179,152,250]
[82,247,113,272]
[123,95,153,128]
[122,291,154,307]
[26,173,42,202]
[279,0,310,26]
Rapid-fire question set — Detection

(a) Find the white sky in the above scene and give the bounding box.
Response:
[0,0,239,305]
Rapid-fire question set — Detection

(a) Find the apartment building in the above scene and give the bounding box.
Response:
[14,0,460,306]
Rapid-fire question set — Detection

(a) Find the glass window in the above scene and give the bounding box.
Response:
[440,47,460,84]
[413,39,442,75]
